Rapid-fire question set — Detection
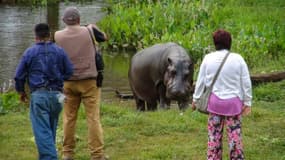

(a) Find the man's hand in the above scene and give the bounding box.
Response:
[19,92,28,103]
[191,101,196,111]
[242,105,251,116]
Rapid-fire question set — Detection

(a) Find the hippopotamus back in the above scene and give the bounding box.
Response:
[128,42,194,111]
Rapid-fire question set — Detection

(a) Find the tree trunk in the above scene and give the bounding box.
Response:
[250,71,285,84]
[47,1,60,41]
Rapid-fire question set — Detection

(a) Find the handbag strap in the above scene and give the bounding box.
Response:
[209,51,230,88]
[86,27,97,53]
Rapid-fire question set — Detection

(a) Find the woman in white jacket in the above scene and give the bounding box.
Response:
[192,29,252,160]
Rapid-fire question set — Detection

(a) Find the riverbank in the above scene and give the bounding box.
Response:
[0,80,285,159]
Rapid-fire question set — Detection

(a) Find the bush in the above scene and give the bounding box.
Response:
[99,0,285,72]
[0,92,27,114]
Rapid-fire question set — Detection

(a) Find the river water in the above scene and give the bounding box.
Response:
[0,1,133,103]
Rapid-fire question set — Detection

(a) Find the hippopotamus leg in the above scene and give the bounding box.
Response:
[157,83,171,109]
[134,95,146,111]
[134,94,158,111]
[178,100,189,111]
[146,100,157,111]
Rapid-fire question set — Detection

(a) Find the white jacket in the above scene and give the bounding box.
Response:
[193,49,252,106]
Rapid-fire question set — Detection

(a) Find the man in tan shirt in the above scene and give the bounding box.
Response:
[54,6,108,160]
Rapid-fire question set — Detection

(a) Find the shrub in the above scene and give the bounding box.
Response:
[99,0,285,71]
[0,92,27,114]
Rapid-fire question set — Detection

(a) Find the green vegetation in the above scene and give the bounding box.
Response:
[1,80,285,159]
[0,92,27,114]
[99,0,285,73]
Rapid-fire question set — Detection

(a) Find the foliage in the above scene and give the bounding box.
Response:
[99,0,285,72]
[0,92,27,114]
[101,0,210,59]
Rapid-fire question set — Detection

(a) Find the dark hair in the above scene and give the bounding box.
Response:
[34,23,50,39]
[212,29,232,50]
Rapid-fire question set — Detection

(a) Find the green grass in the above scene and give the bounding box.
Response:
[1,81,285,160]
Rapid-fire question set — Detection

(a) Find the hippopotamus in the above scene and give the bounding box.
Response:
[128,42,194,111]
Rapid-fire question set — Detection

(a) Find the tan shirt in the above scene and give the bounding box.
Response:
[54,25,97,80]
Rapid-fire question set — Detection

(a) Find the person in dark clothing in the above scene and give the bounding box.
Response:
[14,23,73,160]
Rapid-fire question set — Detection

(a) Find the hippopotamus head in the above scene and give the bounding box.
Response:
[163,53,193,101]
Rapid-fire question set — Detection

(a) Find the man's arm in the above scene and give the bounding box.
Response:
[88,24,108,42]
[14,53,29,102]
[61,49,74,80]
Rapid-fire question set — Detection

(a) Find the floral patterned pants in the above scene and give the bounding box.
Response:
[207,113,244,160]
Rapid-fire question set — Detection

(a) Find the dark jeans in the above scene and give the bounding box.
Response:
[30,90,63,160]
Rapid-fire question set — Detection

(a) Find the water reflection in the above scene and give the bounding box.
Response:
[0,6,44,84]
[0,1,133,101]
[102,52,134,102]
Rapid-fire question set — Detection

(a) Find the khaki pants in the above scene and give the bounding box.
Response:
[62,79,104,159]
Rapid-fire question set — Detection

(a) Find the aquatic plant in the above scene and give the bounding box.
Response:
[99,0,285,71]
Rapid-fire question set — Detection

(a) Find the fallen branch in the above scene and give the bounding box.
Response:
[250,71,285,84]
[115,90,134,99]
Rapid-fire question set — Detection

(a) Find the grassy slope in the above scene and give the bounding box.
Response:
[1,81,285,160]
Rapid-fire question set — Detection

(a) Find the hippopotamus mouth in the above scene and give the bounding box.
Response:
[166,90,189,100]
